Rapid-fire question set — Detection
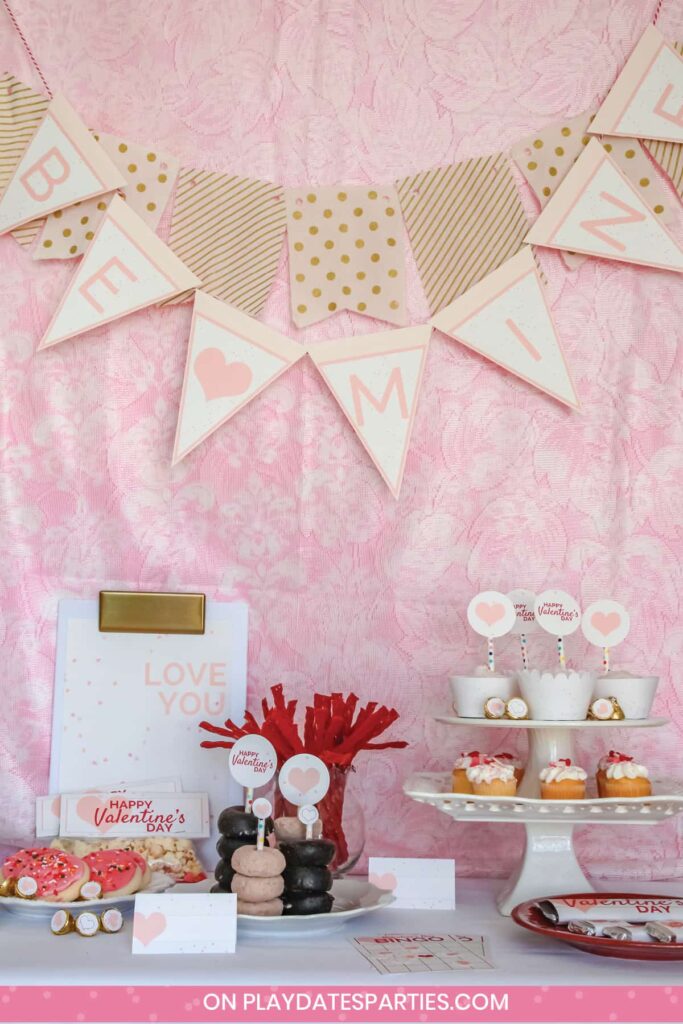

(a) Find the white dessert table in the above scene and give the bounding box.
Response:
[1,878,682,986]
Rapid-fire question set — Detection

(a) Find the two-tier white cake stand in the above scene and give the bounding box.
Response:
[404,714,683,915]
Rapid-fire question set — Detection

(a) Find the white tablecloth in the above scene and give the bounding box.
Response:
[1,878,682,986]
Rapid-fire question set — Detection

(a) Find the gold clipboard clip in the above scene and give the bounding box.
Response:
[98,591,205,635]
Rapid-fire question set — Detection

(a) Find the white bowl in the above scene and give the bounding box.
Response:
[518,669,596,721]
[449,673,518,718]
[593,674,659,719]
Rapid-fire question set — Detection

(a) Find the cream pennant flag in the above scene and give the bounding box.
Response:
[526,138,683,273]
[173,291,305,463]
[309,325,431,498]
[39,195,200,349]
[590,26,683,144]
[431,247,578,409]
[0,93,125,235]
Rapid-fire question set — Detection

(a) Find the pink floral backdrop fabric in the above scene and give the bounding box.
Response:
[1,0,682,879]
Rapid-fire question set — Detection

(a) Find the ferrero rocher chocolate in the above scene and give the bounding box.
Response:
[75,911,100,937]
[505,697,529,720]
[483,696,506,720]
[15,876,38,900]
[50,909,75,935]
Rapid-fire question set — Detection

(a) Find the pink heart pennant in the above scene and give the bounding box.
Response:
[475,601,505,627]
[287,767,320,794]
[194,348,253,401]
[590,611,621,638]
[133,911,167,947]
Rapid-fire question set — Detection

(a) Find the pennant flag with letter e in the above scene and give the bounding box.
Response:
[173,291,305,463]
[309,325,431,498]
[39,195,200,349]
[431,247,578,409]
[526,138,683,274]
[0,93,125,235]
[590,26,683,144]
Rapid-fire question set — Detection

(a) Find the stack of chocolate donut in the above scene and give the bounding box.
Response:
[279,838,335,916]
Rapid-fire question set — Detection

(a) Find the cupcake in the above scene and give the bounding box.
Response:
[493,752,525,785]
[451,751,487,794]
[592,672,659,720]
[466,759,517,797]
[600,753,652,799]
[449,666,518,718]
[596,750,627,796]
[539,759,587,800]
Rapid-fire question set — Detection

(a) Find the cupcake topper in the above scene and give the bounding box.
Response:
[278,753,330,808]
[466,591,516,673]
[251,797,272,852]
[581,600,630,674]
[297,803,320,841]
[507,589,539,670]
[534,589,581,670]
[228,734,278,813]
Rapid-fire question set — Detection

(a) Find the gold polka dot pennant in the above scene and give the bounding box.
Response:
[33,133,179,260]
[285,184,407,327]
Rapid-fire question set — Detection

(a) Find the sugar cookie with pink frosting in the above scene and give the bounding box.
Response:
[1,848,89,903]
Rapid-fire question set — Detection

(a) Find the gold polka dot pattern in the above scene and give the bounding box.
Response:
[285,185,406,327]
[34,132,180,261]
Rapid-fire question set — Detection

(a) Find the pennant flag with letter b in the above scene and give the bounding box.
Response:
[526,138,683,274]
[0,93,125,235]
[39,195,200,348]
[309,325,431,498]
[173,291,306,463]
[590,26,683,144]
[431,247,578,409]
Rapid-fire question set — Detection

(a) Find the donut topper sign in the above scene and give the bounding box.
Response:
[581,599,630,673]
[466,591,515,674]
[252,796,273,850]
[278,754,330,807]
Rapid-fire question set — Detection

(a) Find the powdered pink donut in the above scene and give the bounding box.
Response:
[1,848,89,902]
[83,850,143,897]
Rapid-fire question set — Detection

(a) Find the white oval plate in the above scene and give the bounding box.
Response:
[238,879,394,936]
[0,871,174,919]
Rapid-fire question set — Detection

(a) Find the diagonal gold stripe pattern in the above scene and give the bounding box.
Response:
[0,72,49,247]
[643,41,683,201]
[396,153,528,313]
[163,166,286,313]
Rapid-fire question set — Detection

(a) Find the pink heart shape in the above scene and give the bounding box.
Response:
[194,349,253,401]
[475,601,505,627]
[288,767,320,795]
[76,795,113,834]
[369,872,397,892]
[591,611,621,638]
[134,911,167,947]
[50,796,61,818]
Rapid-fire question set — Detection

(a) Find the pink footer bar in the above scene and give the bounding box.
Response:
[0,986,682,1023]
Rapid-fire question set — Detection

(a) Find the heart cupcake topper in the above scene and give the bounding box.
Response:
[467,591,516,638]
[278,753,330,807]
[581,600,630,647]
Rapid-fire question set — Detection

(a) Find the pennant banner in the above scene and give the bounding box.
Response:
[0,93,124,235]
[526,138,683,273]
[164,167,286,314]
[309,325,431,498]
[0,73,49,249]
[173,291,305,463]
[431,247,578,409]
[397,153,528,314]
[34,132,179,259]
[590,26,683,144]
[285,184,407,327]
[644,42,683,200]
[39,195,200,348]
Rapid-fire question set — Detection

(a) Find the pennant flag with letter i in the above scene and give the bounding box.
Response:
[590,25,683,144]
[39,195,201,348]
[431,247,578,409]
[526,138,683,274]
[173,291,306,464]
[309,325,431,499]
[0,93,125,235]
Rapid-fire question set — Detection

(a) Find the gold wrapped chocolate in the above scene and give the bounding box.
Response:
[100,908,124,934]
[79,880,103,901]
[75,911,100,937]
[51,909,76,936]
[0,878,15,898]
[505,697,529,720]
[609,696,625,720]
[483,696,506,719]
[15,876,38,900]
[587,697,613,721]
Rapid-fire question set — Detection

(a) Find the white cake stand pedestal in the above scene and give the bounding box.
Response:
[404,717,682,915]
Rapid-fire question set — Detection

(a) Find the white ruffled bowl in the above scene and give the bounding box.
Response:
[592,674,659,719]
[449,673,518,718]
[518,669,596,721]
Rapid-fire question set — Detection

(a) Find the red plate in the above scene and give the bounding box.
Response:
[512,892,683,961]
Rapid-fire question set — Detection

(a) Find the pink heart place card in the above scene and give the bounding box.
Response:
[59,791,210,838]
[368,857,456,910]
[132,892,236,955]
